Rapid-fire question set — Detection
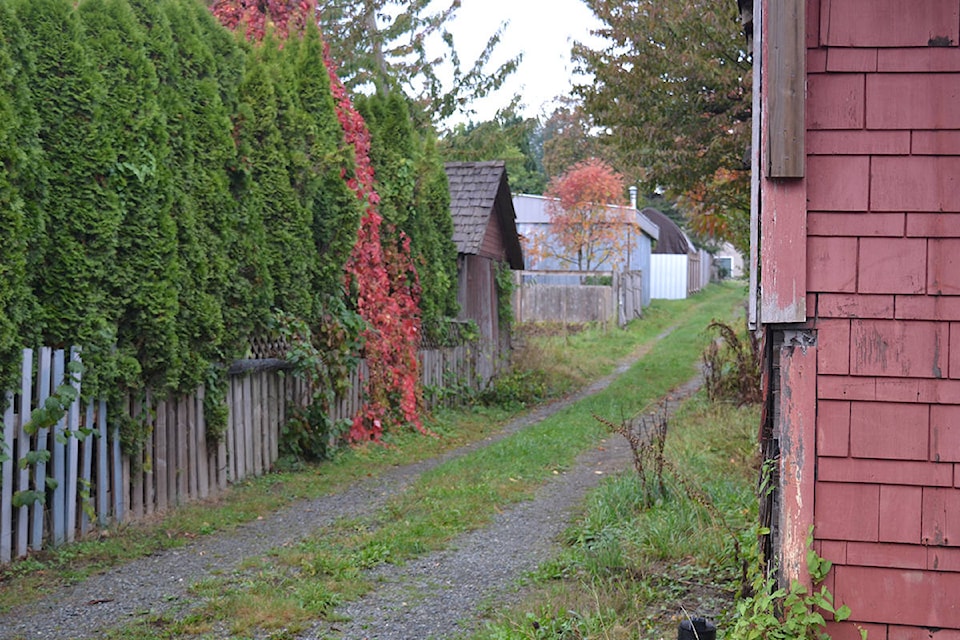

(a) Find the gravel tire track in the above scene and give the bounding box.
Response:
[0,327,685,640]
[305,374,703,640]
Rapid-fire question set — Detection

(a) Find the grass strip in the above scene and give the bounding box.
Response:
[468,382,760,634]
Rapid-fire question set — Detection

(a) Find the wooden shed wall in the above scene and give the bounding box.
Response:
[761,0,960,636]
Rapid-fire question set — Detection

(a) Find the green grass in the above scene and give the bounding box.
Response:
[467,394,760,640]
[3,282,748,639]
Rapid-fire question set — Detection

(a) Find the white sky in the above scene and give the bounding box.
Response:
[443,0,606,124]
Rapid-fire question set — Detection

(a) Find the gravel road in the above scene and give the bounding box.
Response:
[0,327,695,640]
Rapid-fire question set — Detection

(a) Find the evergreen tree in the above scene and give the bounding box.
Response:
[282,25,363,303]
[78,0,181,391]
[356,92,458,338]
[235,40,314,319]
[0,3,41,388]
[15,0,119,394]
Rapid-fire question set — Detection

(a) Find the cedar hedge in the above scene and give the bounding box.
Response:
[0,0,459,452]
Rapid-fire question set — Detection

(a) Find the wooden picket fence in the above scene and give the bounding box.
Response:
[0,341,484,563]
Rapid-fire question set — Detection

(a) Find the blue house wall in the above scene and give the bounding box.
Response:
[512,194,659,308]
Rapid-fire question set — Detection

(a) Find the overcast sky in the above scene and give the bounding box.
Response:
[444,0,606,124]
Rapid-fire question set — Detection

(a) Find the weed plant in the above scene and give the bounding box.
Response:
[473,395,760,640]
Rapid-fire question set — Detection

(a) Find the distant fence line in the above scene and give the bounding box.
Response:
[0,340,485,563]
[512,270,644,327]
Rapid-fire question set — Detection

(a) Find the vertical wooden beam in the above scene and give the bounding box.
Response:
[130,394,144,520]
[767,0,805,178]
[779,330,817,589]
[65,347,82,542]
[80,399,94,536]
[32,347,52,551]
[143,391,154,517]
[16,348,33,557]
[2,392,14,562]
[155,397,168,512]
[197,386,209,499]
[759,0,807,325]
[187,391,198,499]
[50,349,66,545]
[176,395,187,503]
[96,399,108,526]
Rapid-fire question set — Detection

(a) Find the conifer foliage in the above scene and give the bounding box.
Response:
[0,0,456,454]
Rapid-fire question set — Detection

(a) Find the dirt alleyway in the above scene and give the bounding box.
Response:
[0,326,689,640]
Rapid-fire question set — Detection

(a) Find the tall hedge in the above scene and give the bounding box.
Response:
[282,27,364,304]
[14,0,119,395]
[0,4,41,390]
[0,0,462,450]
[77,0,181,392]
[355,93,458,339]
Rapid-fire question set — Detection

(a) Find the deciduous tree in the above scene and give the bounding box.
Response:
[318,0,519,122]
[439,105,546,195]
[540,96,605,182]
[573,0,751,255]
[531,158,630,272]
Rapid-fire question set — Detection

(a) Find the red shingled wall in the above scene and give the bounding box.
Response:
[765,0,960,635]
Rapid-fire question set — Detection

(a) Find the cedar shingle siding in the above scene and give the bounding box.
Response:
[758,0,960,635]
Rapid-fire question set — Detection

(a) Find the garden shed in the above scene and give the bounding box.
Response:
[444,160,524,382]
[749,0,960,636]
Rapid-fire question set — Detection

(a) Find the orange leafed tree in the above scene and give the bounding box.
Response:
[536,158,630,272]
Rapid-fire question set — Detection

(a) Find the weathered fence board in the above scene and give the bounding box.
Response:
[2,392,13,563]
[1,338,483,562]
[513,270,644,327]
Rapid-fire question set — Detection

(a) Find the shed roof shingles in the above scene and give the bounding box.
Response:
[445,160,507,256]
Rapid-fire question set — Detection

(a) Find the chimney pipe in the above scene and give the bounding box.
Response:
[628,185,638,209]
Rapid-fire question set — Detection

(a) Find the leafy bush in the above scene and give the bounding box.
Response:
[479,368,549,409]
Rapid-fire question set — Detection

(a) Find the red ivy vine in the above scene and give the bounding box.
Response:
[211,0,428,442]
[210,0,314,41]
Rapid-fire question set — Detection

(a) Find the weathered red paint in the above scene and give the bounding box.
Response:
[895,296,960,322]
[879,47,960,72]
[867,74,960,129]
[889,624,960,640]
[826,48,878,72]
[871,157,960,213]
[835,565,960,628]
[760,0,960,633]
[815,481,879,541]
[929,240,960,295]
[857,238,928,295]
[806,75,865,129]
[778,333,817,585]
[922,488,960,546]
[816,399,850,456]
[820,0,959,47]
[846,541,926,569]
[816,319,850,374]
[879,486,923,543]
[951,323,960,378]
[907,212,960,238]
[808,130,909,156]
[807,236,857,292]
[818,293,894,319]
[818,458,953,487]
[912,131,960,155]
[805,155,868,210]
[849,401,929,460]
[850,319,947,378]
[931,405,960,460]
